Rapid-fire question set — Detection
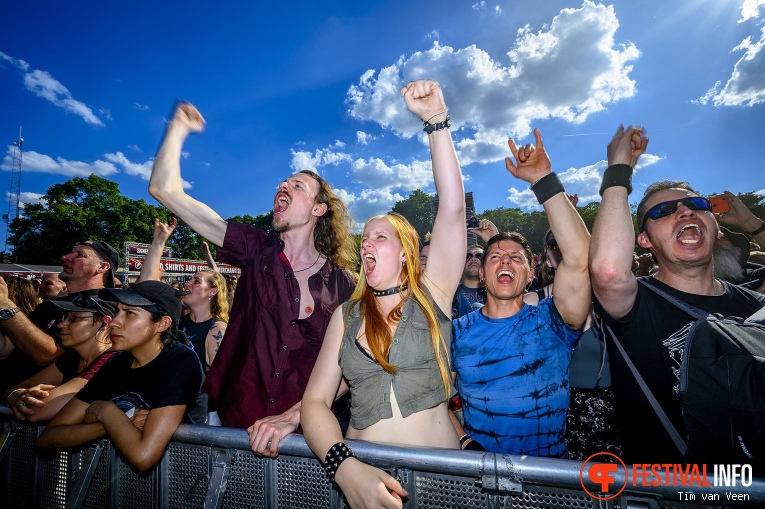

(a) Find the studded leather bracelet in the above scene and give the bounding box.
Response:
[323,442,356,483]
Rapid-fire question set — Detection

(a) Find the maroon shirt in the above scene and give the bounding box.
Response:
[202,222,355,428]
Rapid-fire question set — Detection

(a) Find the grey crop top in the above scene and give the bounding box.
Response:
[338,286,453,430]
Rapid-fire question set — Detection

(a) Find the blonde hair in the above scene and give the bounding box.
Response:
[199,270,229,323]
[349,213,450,400]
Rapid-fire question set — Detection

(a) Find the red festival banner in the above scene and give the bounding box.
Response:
[127,256,240,274]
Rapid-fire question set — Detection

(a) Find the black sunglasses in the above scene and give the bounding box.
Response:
[466,252,483,262]
[71,294,111,317]
[641,197,711,232]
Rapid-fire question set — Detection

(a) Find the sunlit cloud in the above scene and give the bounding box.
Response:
[695,26,765,107]
[0,52,105,126]
[347,1,639,165]
[505,153,662,210]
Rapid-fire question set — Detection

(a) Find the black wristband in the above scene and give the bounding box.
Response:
[599,164,633,196]
[323,442,355,483]
[748,221,765,236]
[423,115,451,134]
[531,173,564,204]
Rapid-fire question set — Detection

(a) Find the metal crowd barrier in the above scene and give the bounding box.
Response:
[2,406,764,508]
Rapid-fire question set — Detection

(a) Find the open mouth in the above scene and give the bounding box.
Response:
[274,193,290,215]
[676,223,702,245]
[363,253,376,276]
[496,270,516,283]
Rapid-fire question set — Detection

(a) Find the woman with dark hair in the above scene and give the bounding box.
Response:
[37,281,204,471]
[301,80,466,509]
[4,295,116,422]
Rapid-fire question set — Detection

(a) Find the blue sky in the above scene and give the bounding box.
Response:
[1,1,764,242]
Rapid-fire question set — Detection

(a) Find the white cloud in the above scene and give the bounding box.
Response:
[128,144,142,152]
[290,147,352,172]
[181,151,190,160]
[346,0,639,167]
[103,152,192,189]
[331,140,346,149]
[23,69,104,126]
[1,52,104,126]
[1,146,117,177]
[351,157,434,190]
[0,146,192,189]
[695,27,765,107]
[334,187,407,227]
[6,191,46,209]
[505,153,662,210]
[356,131,379,145]
[472,2,485,11]
[740,0,765,22]
[495,5,503,15]
[99,108,112,121]
[135,103,150,111]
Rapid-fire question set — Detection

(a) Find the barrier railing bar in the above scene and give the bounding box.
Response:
[66,439,106,509]
[3,406,765,507]
[203,449,230,509]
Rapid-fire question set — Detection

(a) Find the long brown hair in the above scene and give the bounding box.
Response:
[6,276,37,315]
[348,213,450,400]
[300,170,358,274]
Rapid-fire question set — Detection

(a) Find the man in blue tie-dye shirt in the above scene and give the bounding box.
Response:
[451,128,591,457]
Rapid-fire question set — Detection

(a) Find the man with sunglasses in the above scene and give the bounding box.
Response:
[0,241,120,368]
[590,126,765,466]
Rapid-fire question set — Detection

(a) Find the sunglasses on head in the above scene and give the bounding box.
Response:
[466,252,483,262]
[641,197,711,232]
[71,294,111,317]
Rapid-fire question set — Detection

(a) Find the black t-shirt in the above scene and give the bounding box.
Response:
[595,277,765,465]
[76,341,205,424]
[180,315,216,371]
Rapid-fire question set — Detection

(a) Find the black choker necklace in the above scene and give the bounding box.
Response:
[372,285,407,297]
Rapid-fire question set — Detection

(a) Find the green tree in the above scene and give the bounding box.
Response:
[9,175,167,264]
[390,189,433,242]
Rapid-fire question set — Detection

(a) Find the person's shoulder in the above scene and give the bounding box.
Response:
[722,280,765,304]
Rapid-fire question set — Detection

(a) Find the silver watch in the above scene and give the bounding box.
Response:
[0,307,18,320]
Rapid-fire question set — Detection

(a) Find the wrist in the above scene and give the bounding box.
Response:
[746,221,765,236]
[6,388,24,406]
[530,172,564,204]
[600,164,633,196]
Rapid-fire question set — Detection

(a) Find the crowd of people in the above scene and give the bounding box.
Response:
[1,79,764,508]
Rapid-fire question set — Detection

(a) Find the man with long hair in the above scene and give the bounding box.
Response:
[149,102,356,455]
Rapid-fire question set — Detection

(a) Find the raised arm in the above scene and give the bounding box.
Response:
[590,126,649,319]
[402,80,466,313]
[137,218,177,282]
[201,241,219,272]
[301,310,406,509]
[149,102,227,247]
[505,128,591,327]
[0,277,61,364]
[715,191,765,248]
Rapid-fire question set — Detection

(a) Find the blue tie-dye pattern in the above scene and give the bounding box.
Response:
[451,298,580,457]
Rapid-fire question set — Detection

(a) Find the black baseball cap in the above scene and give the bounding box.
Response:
[48,294,117,317]
[99,280,183,324]
[82,241,120,288]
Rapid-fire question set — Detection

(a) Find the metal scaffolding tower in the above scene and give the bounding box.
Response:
[4,127,23,258]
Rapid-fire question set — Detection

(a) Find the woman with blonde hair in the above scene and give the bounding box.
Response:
[181,270,228,372]
[301,80,466,509]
